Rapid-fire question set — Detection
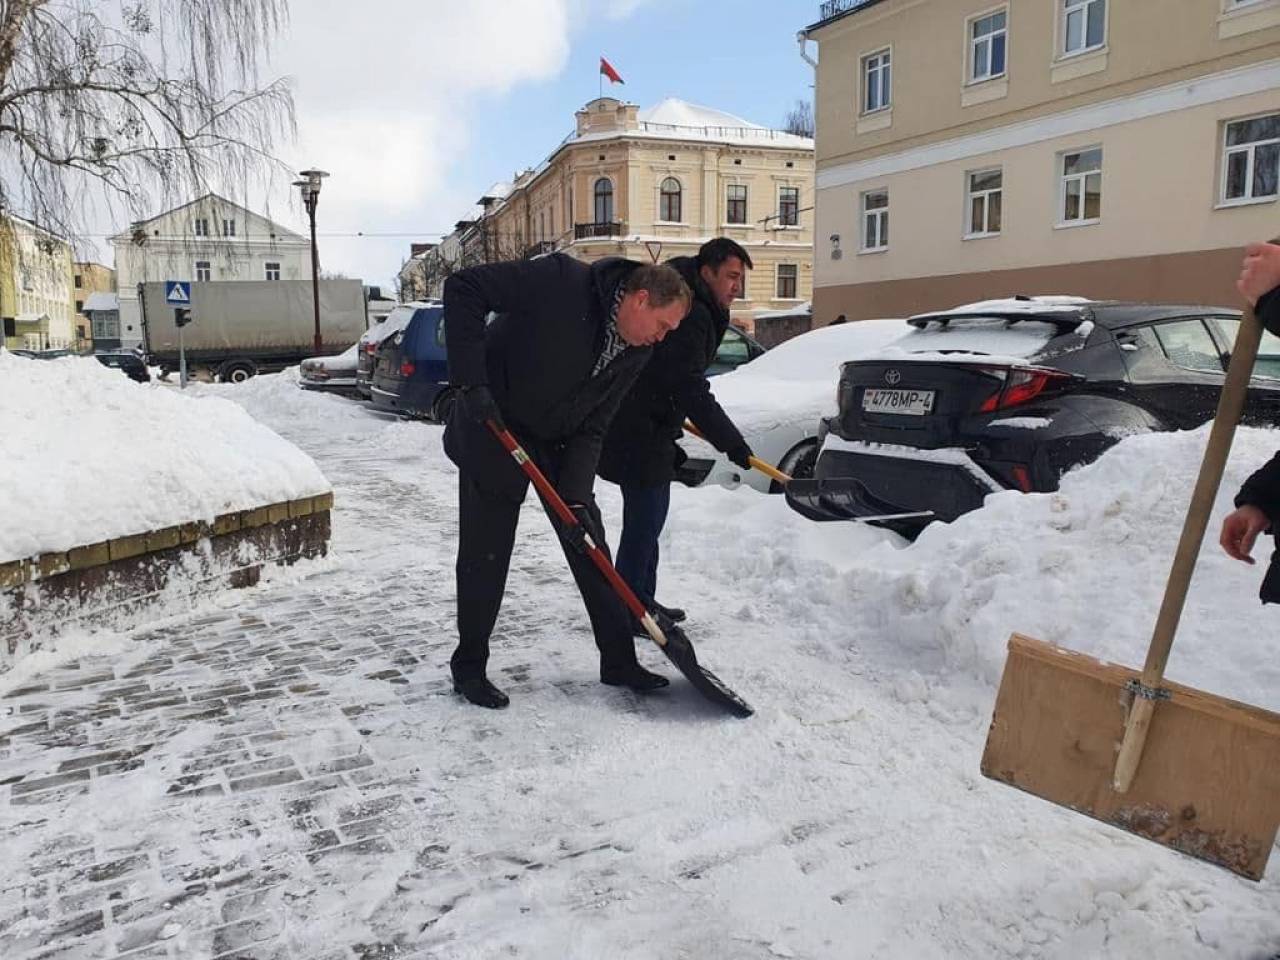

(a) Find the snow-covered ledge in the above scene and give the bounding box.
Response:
[0,351,333,661]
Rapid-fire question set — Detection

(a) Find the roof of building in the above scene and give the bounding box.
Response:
[804,0,892,34]
[82,292,119,312]
[110,192,305,243]
[576,97,813,150]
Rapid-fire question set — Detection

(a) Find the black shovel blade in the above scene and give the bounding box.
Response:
[657,623,754,718]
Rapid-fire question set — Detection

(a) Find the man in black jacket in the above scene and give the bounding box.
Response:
[1221,240,1280,602]
[443,253,691,709]
[598,238,756,623]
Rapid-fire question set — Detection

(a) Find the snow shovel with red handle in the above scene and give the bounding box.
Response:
[486,420,754,718]
[981,305,1280,880]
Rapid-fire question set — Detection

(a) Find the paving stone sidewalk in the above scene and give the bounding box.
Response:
[0,410,646,960]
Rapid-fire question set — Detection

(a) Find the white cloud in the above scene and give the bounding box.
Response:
[264,0,604,288]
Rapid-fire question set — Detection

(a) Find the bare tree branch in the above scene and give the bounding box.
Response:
[783,99,814,139]
[0,0,295,250]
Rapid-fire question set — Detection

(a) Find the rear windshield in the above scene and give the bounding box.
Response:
[408,307,445,364]
[362,305,415,346]
[876,317,1093,364]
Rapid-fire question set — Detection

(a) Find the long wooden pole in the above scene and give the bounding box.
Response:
[1113,307,1263,792]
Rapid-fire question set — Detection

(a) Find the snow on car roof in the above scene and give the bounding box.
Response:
[729,319,912,382]
[359,303,432,346]
[913,295,1094,320]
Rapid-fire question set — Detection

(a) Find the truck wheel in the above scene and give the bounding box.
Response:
[219,360,258,383]
[431,388,457,423]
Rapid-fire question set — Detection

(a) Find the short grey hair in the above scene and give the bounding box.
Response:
[624,264,692,310]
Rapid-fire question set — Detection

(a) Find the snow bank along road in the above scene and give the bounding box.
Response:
[2,371,1280,959]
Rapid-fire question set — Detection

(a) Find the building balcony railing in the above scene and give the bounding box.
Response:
[523,240,557,259]
[574,221,624,240]
[816,0,877,24]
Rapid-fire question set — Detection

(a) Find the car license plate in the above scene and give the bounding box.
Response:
[862,388,936,416]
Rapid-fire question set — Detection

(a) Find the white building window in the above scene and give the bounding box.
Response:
[659,177,683,222]
[861,190,889,250]
[970,10,1007,82]
[194,218,209,237]
[727,185,748,224]
[779,186,800,226]
[594,178,613,224]
[1062,0,1105,56]
[1222,114,1280,204]
[776,263,798,299]
[222,218,236,237]
[195,260,211,282]
[862,49,891,114]
[966,168,1003,236]
[1060,148,1102,224]
[265,262,281,281]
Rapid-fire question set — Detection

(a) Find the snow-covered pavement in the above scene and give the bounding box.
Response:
[3,374,1280,959]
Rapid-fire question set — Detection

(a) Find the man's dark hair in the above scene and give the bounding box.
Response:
[625,263,692,309]
[697,237,754,272]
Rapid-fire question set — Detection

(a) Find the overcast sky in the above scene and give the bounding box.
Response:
[257,0,815,291]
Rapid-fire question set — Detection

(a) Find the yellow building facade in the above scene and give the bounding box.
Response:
[0,213,75,351]
[482,97,816,328]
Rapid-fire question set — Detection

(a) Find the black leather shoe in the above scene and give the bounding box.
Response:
[452,676,510,709]
[600,665,670,692]
[654,602,686,623]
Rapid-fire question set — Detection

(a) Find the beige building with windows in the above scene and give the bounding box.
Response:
[478,97,816,327]
[110,194,309,350]
[802,0,1280,323]
[73,261,115,348]
[0,213,74,351]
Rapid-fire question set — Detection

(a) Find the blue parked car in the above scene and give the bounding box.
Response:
[369,304,453,420]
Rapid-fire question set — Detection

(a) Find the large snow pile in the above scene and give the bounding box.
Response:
[666,423,1280,714]
[0,352,331,561]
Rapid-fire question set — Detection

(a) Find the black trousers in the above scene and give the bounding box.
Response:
[451,446,639,682]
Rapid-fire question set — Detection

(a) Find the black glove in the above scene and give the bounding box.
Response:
[725,443,754,471]
[457,384,503,428]
[561,502,606,557]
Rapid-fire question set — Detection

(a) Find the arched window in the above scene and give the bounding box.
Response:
[660,177,682,222]
[594,178,614,224]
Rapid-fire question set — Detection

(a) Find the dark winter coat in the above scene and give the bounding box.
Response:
[1234,285,1280,603]
[442,253,652,504]
[597,256,746,487]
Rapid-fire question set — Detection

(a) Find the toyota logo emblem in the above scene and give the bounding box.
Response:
[884,369,902,385]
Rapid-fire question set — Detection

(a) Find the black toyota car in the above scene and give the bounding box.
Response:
[786,297,1280,537]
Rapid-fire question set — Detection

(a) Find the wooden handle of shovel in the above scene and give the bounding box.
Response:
[1113,306,1264,793]
[682,420,793,484]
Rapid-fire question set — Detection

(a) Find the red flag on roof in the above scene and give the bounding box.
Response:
[599,57,624,85]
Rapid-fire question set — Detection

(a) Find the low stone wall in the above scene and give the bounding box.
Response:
[1,493,333,662]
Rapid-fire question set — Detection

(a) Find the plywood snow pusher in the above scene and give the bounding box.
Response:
[487,421,753,718]
[982,307,1280,880]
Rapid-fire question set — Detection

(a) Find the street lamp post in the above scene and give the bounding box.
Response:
[293,169,329,353]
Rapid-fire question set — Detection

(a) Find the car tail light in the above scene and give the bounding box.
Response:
[979,367,1072,413]
[400,359,416,377]
[364,342,377,355]
[1010,464,1033,492]
[837,378,852,414]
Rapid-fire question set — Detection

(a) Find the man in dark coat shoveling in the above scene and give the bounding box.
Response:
[598,238,756,625]
[442,253,691,709]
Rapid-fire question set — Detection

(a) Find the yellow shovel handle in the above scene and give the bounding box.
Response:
[683,420,792,484]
